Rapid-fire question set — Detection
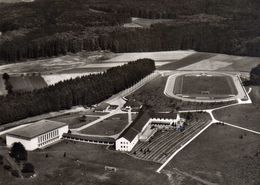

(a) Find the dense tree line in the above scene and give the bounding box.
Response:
[0,59,155,124]
[249,65,260,85]
[0,0,260,63]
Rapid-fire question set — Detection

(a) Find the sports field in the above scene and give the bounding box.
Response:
[80,113,137,136]
[173,74,238,98]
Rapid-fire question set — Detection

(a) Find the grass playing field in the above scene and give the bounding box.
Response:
[80,113,137,136]
[173,74,237,98]
[49,113,100,129]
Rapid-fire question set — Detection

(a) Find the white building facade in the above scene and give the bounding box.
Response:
[116,112,182,152]
[115,135,138,152]
[6,120,68,151]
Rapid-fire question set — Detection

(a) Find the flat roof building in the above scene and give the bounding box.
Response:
[6,120,68,151]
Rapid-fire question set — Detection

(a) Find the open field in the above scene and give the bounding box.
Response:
[42,73,99,86]
[213,104,260,132]
[212,85,260,132]
[176,53,260,72]
[0,141,169,185]
[105,50,195,62]
[0,51,114,74]
[174,75,237,97]
[49,113,99,129]
[158,52,215,70]
[80,113,137,136]
[164,124,260,185]
[0,77,7,96]
[9,75,47,92]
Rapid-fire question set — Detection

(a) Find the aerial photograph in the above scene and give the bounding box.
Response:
[0,0,260,185]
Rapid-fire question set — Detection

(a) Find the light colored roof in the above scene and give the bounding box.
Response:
[7,120,67,140]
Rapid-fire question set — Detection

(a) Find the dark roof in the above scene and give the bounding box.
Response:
[151,113,178,119]
[119,112,150,142]
[124,100,142,108]
[63,133,115,143]
[7,120,67,140]
[119,112,178,142]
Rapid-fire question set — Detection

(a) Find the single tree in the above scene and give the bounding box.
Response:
[21,162,35,173]
[10,142,27,161]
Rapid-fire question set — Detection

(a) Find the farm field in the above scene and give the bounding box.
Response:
[9,75,47,92]
[80,113,137,136]
[42,73,99,86]
[48,113,99,129]
[105,50,195,62]
[174,75,237,96]
[0,141,169,185]
[163,124,260,185]
[176,53,260,72]
[158,52,215,70]
[0,51,114,74]
[0,77,7,96]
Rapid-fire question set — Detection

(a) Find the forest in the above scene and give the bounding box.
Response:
[0,59,155,124]
[0,0,260,63]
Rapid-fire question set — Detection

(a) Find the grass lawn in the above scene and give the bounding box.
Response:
[0,141,170,185]
[213,86,260,132]
[80,113,137,136]
[174,75,237,96]
[49,112,99,129]
[163,124,260,185]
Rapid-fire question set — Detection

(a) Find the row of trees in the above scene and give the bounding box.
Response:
[0,59,155,124]
[1,22,258,62]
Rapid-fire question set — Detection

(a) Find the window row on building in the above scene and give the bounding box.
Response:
[38,129,59,144]
[38,136,59,147]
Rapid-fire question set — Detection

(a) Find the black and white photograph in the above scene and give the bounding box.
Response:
[0,0,260,184]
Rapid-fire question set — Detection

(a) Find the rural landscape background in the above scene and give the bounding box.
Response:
[0,0,260,185]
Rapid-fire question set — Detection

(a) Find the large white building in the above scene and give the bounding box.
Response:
[116,112,182,152]
[6,120,68,151]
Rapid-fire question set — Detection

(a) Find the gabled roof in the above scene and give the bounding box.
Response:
[95,102,110,111]
[151,112,178,119]
[119,112,150,142]
[118,111,179,142]
[7,120,67,140]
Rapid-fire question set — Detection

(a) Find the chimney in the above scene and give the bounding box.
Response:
[127,106,132,124]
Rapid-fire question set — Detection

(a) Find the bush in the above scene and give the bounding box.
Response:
[21,163,35,173]
[10,142,27,162]
[3,165,11,171]
[11,170,20,178]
